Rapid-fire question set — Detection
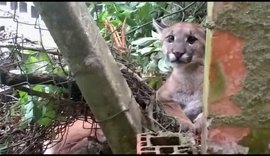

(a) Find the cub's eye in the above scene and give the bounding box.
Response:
[167,35,174,43]
[187,35,197,44]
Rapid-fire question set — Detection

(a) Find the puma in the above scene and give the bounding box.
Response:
[153,19,205,132]
[43,118,111,154]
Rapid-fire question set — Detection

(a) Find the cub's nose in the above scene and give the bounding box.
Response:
[173,51,184,59]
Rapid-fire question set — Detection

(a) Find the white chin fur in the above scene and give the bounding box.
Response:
[179,53,191,63]
[168,53,176,62]
[181,53,189,60]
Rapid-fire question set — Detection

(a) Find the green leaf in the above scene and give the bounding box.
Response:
[129,2,139,8]
[148,77,163,89]
[110,19,122,27]
[39,53,50,61]
[53,67,64,75]
[37,117,53,127]
[118,6,133,15]
[39,53,52,73]
[151,30,160,39]
[137,47,154,55]
[145,59,158,72]
[153,40,162,47]
[137,3,152,21]
[18,90,28,98]
[157,57,172,73]
[100,10,109,21]
[41,102,55,117]
[37,102,56,127]
[152,46,162,53]
[23,100,34,125]
[125,17,137,27]
[18,91,28,104]
[131,37,157,46]
[22,56,39,73]
[20,120,29,129]
[27,56,39,63]
[21,50,38,55]
[130,52,139,57]
[45,110,56,119]
[151,51,164,60]
[136,2,147,8]
[33,100,42,122]
[32,84,45,92]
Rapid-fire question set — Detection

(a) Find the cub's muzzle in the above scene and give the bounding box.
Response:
[167,52,192,64]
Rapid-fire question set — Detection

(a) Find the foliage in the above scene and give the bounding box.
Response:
[8,50,67,129]
[88,2,207,88]
[1,1,207,138]
[17,85,62,128]
[0,2,208,154]
[19,50,68,76]
[14,2,206,128]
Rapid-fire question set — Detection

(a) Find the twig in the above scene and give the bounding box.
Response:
[117,62,144,82]
[0,43,61,56]
[16,86,57,100]
[193,2,206,17]
[0,66,73,89]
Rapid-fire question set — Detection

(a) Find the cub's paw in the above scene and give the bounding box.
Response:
[193,113,203,134]
[179,119,195,133]
[193,113,212,134]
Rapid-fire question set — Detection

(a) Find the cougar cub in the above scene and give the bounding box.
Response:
[153,19,205,132]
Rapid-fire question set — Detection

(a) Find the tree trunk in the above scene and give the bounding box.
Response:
[34,2,142,154]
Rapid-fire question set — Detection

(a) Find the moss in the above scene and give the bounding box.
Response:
[210,4,270,152]
[210,113,270,128]
[240,128,270,154]
[212,2,270,126]
[209,61,226,104]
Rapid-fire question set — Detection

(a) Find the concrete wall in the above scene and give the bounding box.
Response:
[208,2,270,154]
[0,2,56,48]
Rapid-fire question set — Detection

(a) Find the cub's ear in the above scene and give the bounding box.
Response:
[152,18,168,34]
[196,24,206,40]
[198,23,206,35]
[199,26,206,35]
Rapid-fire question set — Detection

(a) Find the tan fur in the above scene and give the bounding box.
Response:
[43,118,108,154]
[153,20,206,132]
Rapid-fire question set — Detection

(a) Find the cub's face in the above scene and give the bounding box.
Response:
[153,20,206,65]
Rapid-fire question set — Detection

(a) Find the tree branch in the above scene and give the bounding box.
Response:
[34,2,142,154]
[0,67,82,101]
[15,86,77,105]
[0,43,61,56]
[0,67,70,87]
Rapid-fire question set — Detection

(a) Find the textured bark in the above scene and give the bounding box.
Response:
[34,2,142,154]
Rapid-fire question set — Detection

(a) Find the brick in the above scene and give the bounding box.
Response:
[137,132,199,154]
